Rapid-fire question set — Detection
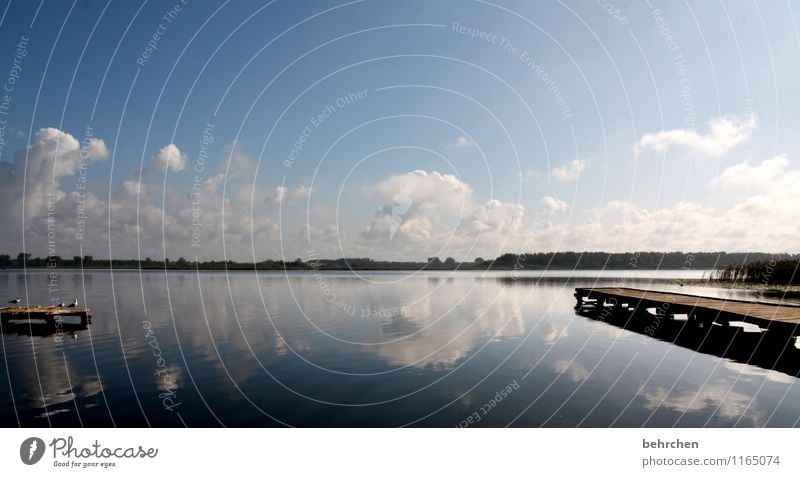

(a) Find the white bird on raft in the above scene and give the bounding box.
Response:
[58,301,65,307]
[8,297,20,304]
[67,299,78,308]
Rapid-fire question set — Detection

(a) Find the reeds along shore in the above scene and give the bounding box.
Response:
[714,259,800,285]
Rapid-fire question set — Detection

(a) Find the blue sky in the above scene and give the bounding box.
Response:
[0,0,798,261]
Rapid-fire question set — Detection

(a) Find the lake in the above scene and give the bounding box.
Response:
[2,269,800,427]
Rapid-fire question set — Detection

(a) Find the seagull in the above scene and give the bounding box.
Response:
[57,301,65,307]
[8,297,20,304]
[67,299,78,308]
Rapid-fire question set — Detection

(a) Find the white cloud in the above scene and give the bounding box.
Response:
[368,170,472,211]
[539,196,568,214]
[462,199,525,236]
[360,170,469,245]
[445,136,474,150]
[265,185,312,204]
[5,126,800,262]
[527,155,800,252]
[0,128,107,217]
[266,186,288,203]
[551,159,587,182]
[0,128,109,252]
[0,132,315,261]
[82,137,109,161]
[712,155,789,190]
[636,114,758,157]
[142,144,187,177]
[354,170,530,259]
[290,185,311,200]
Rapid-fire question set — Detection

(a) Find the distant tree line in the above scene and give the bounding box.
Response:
[1,251,794,271]
[0,253,94,268]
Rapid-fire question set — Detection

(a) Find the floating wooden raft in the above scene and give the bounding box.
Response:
[0,305,92,324]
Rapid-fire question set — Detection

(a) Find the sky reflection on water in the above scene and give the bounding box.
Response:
[2,269,800,427]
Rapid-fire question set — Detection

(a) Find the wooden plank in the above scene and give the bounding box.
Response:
[0,305,92,322]
[1,305,90,313]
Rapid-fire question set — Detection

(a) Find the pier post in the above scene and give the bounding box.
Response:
[595,297,605,313]
[688,312,709,328]
[574,289,585,308]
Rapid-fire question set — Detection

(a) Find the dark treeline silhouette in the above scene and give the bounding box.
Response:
[1,251,794,271]
[488,251,785,270]
[714,259,800,285]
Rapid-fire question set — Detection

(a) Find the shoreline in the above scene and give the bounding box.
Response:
[677,278,800,298]
[3,268,799,296]
[1,266,711,272]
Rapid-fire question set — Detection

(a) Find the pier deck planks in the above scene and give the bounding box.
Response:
[574,287,800,331]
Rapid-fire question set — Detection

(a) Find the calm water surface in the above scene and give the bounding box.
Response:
[2,269,800,427]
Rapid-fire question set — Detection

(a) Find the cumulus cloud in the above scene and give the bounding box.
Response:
[527,154,800,252]
[26,127,108,178]
[0,130,107,261]
[551,159,587,182]
[299,154,800,259]
[445,136,474,150]
[539,196,568,214]
[265,186,288,203]
[356,170,527,259]
[461,199,525,237]
[82,137,109,161]
[0,128,108,244]
[0,130,318,261]
[265,185,312,204]
[360,170,469,245]
[368,170,472,212]
[711,155,789,190]
[636,114,758,157]
[142,144,187,178]
[289,185,311,200]
[5,126,800,262]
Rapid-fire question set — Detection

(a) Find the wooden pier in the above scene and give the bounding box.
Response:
[0,305,92,325]
[574,287,800,335]
[574,287,800,376]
